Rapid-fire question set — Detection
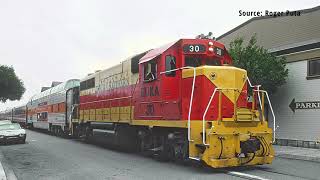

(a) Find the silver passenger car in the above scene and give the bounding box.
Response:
[27,79,80,135]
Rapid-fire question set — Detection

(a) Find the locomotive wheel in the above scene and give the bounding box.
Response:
[49,124,53,135]
[114,125,138,152]
[155,144,173,162]
[154,136,173,162]
[57,127,61,136]
[53,127,58,136]
[84,126,93,141]
[71,123,80,138]
[172,142,189,164]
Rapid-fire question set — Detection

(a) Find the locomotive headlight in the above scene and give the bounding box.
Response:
[208,47,214,52]
[19,133,25,137]
[208,42,214,46]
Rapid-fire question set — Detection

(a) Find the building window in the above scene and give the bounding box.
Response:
[307,59,320,80]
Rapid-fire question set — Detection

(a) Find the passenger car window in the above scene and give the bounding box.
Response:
[144,59,157,82]
[165,55,176,77]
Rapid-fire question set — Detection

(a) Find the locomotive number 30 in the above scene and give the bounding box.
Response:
[183,44,205,53]
[189,45,200,52]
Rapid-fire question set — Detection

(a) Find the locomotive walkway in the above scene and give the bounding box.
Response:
[0,129,319,180]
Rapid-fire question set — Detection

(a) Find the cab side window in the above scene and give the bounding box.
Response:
[144,59,157,82]
[165,55,176,77]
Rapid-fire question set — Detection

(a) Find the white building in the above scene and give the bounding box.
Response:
[218,6,320,148]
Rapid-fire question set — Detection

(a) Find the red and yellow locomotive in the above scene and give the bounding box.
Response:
[72,38,275,168]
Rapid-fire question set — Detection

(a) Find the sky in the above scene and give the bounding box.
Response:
[0,0,319,111]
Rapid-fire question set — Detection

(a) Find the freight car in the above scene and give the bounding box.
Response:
[70,38,275,168]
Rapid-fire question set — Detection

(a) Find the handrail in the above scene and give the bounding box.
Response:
[68,104,78,134]
[160,66,196,142]
[247,77,276,143]
[246,77,262,110]
[202,88,218,146]
[69,104,77,122]
[130,77,140,121]
[79,96,133,105]
[254,89,276,143]
[202,88,238,146]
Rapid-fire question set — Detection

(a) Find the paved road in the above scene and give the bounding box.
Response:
[0,130,319,180]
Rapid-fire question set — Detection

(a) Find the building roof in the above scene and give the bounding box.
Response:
[217,6,320,40]
[216,5,320,62]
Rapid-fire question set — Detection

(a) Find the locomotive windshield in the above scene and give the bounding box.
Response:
[185,56,222,67]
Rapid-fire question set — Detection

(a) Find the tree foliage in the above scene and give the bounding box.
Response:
[0,65,25,102]
[228,35,288,94]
